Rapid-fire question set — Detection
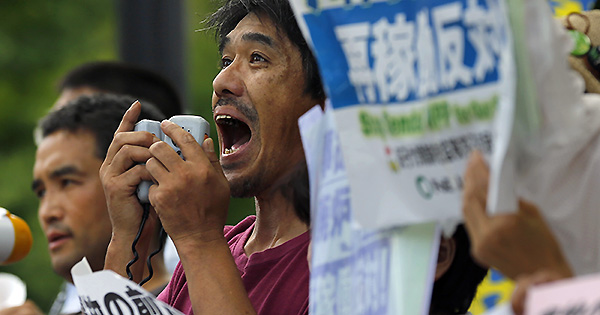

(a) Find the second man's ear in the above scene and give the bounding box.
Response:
[435,236,456,280]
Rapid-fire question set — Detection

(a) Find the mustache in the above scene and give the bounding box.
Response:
[214,98,259,125]
[44,222,72,236]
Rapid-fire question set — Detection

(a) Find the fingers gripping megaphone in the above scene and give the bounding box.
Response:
[0,207,33,265]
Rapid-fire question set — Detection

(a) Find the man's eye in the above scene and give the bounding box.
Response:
[251,53,266,63]
[221,57,233,68]
[35,189,46,199]
[61,179,75,188]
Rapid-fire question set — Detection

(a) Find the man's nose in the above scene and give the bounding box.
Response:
[213,59,244,98]
[38,191,64,226]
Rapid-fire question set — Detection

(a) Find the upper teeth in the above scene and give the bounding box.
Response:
[216,114,233,120]
[216,114,239,126]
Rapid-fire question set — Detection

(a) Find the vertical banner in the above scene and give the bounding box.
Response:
[291,0,516,229]
[299,103,439,315]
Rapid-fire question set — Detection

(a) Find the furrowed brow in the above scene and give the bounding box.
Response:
[242,32,275,48]
[32,165,81,193]
[50,165,81,179]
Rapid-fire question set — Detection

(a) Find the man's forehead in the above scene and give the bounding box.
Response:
[38,130,93,150]
[35,131,99,170]
[220,12,285,52]
[220,32,277,52]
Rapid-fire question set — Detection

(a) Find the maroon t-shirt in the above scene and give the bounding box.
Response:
[157,216,310,315]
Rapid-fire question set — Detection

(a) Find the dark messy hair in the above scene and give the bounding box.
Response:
[206,0,325,100]
[58,61,183,117]
[429,224,488,315]
[37,93,166,160]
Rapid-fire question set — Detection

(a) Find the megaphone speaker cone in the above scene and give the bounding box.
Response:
[5,213,33,264]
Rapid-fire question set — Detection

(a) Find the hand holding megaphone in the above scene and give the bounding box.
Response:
[0,207,33,265]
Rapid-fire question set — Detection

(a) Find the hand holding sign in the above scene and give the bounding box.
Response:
[461,151,573,280]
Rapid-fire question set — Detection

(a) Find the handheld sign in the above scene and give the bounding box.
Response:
[299,103,440,314]
[291,0,516,228]
[71,258,183,315]
[526,273,600,315]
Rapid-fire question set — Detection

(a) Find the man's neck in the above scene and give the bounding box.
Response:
[244,192,308,256]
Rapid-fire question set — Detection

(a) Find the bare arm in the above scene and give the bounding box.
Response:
[175,232,255,314]
[100,101,160,281]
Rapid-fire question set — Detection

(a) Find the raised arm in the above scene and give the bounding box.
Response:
[100,101,161,281]
[145,120,255,314]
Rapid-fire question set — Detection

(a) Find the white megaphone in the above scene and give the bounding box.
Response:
[0,273,26,310]
[0,207,33,265]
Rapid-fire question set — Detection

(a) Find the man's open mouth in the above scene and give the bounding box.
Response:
[47,231,70,243]
[215,114,252,154]
[46,230,71,250]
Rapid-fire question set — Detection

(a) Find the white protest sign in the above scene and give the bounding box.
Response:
[290,0,516,229]
[500,0,600,275]
[525,273,600,315]
[71,258,183,315]
[300,103,439,315]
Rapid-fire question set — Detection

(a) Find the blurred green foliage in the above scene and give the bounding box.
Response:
[0,0,253,310]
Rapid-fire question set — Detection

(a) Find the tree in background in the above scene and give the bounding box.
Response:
[0,1,253,310]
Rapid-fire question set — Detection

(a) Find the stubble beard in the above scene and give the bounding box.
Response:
[225,160,310,224]
[226,168,267,198]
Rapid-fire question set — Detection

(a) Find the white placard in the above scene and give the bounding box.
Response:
[71,258,183,315]
[291,0,516,229]
[300,103,439,314]
[526,273,600,315]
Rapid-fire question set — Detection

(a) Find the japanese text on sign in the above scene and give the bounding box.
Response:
[334,1,505,105]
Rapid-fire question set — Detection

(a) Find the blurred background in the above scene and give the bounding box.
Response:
[0,0,254,310]
[3,0,596,313]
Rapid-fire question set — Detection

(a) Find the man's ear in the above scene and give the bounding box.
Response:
[435,236,456,280]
